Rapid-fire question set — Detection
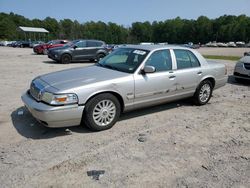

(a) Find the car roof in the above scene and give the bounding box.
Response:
[75,39,105,42]
[121,44,192,51]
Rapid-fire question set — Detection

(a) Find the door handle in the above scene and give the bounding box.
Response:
[197,71,202,75]
[169,75,176,79]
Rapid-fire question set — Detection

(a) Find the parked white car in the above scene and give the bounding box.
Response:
[227,42,237,47]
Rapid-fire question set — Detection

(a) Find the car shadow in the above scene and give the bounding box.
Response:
[11,106,93,140]
[119,99,194,121]
[227,75,250,85]
[12,99,193,139]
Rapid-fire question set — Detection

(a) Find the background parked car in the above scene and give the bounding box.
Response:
[33,40,69,54]
[227,42,237,47]
[236,41,246,47]
[244,52,250,56]
[183,42,200,49]
[216,42,228,47]
[12,41,31,48]
[48,39,108,63]
[30,41,45,48]
[234,56,250,82]
[205,42,218,47]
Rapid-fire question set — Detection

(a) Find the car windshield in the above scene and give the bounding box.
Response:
[97,48,149,73]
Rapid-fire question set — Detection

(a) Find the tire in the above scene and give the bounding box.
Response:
[193,80,213,105]
[96,53,105,62]
[61,54,71,64]
[83,93,121,131]
[89,58,95,62]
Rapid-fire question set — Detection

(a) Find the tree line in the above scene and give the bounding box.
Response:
[0,12,250,44]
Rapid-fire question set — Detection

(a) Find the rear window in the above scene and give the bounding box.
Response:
[174,49,200,69]
[87,41,104,47]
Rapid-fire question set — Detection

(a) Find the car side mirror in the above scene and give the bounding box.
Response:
[141,65,156,74]
[73,45,77,49]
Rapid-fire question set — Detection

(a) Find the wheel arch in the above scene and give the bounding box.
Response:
[61,53,72,61]
[84,91,125,112]
[96,52,106,58]
[200,76,215,89]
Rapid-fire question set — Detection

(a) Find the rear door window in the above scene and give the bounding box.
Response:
[174,49,200,69]
[87,41,103,47]
[87,41,96,47]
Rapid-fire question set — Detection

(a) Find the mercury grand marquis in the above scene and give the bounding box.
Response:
[22,45,227,131]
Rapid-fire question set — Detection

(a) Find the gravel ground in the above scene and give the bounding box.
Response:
[0,47,249,188]
[197,47,249,57]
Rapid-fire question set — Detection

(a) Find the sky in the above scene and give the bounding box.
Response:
[0,0,250,26]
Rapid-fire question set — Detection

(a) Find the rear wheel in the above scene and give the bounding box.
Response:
[83,93,121,131]
[96,53,105,62]
[193,80,213,105]
[61,54,71,64]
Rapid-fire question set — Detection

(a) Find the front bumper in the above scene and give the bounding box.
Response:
[48,52,60,61]
[21,91,85,128]
[234,66,250,80]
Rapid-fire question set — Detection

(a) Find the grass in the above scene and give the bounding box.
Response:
[203,55,241,61]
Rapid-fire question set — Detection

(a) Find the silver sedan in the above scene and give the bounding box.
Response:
[22,45,227,131]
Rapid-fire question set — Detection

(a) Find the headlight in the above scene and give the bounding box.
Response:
[41,92,78,105]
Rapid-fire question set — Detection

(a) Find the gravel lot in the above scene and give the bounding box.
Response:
[0,47,249,188]
[197,47,249,57]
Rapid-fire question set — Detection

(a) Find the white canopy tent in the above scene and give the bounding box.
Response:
[18,26,49,41]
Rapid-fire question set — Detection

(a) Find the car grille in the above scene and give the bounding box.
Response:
[244,63,250,70]
[29,81,44,101]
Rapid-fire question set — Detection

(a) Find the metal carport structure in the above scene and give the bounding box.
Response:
[18,26,49,41]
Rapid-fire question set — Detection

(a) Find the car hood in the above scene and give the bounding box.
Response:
[38,65,129,91]
[240,56,250,63]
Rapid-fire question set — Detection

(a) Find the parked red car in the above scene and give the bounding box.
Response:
[33,40,69,54]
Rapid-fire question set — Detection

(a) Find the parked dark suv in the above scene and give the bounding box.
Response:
[47,39,108,63]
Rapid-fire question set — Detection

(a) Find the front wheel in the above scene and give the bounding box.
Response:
[61,54,71,64]
[83,93,121,131]
[193,80,213,105]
